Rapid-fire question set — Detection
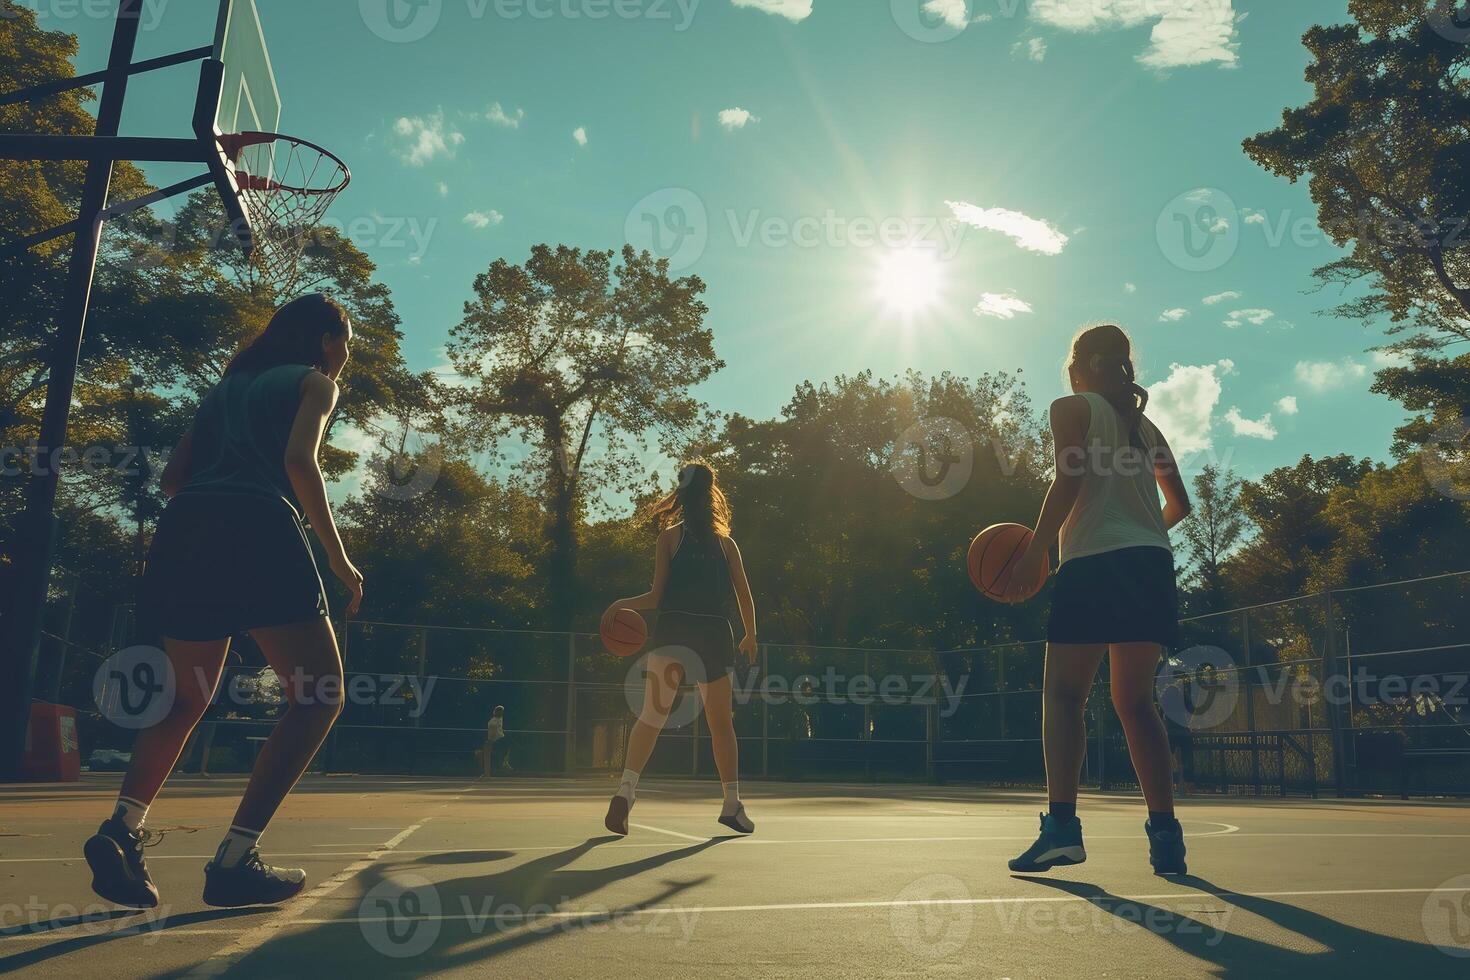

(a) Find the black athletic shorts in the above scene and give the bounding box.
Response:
[1046,546,1179,648]
[648,611,738,682]
[141,492,329,642]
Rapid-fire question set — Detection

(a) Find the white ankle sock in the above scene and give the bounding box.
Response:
[721,782,739,812]
[113,796,148,832]
[213,825,261,869]
[617,769,640,801]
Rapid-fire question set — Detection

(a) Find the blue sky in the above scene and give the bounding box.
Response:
[51,0,1412,483]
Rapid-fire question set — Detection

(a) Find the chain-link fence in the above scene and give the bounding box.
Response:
[61,571,1470,796]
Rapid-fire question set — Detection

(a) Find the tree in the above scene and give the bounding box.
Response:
[447,244,719,628]
[1178,465,1245,613]
[1244,1,1470,454]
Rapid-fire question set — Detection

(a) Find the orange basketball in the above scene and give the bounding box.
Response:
[967,523,1048,603]
[601,608,648,657]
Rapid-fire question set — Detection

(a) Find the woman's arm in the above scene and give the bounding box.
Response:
[720,535,758,662]
[1151,429,1192,530]
[159,427,195,499]
[284,372,362,615]
[601,529,674,633]
[1005,396,1089,602]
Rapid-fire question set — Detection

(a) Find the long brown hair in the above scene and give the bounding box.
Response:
[647,462,731,540]
[225,293,350,377]
[1067,323,1149,439]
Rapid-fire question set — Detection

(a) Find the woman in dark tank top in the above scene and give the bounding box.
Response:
[601,462,760,836]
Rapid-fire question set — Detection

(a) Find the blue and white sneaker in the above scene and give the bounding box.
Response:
[1145,819,1188,876]
[1009,813,1086,872]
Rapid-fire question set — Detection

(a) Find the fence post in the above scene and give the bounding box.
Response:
[1242,610,1259,795]
[564,633,577,774]
[414,628,428,729]
[760,644,769,779]
[1322,591,1349,797]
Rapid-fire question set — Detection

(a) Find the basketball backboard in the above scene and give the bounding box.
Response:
[194,0,281,254]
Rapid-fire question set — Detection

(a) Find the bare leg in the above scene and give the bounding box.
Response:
[1108,643,1175,813]
[622,654,685,777]
[231,619,343,831]
[697,674,738,785]
[118,639,230,807]
[1042,644,1106,805]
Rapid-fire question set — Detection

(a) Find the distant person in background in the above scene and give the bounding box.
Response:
[84,294,363,910]
[1003,324,1192,877]
[483,705,511,776]
[601,462,760,836]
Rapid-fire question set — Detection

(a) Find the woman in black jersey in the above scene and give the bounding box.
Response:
[602,463,759,836]
[83,294,364,910]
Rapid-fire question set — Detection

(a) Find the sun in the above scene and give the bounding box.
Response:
[873,245,945,320]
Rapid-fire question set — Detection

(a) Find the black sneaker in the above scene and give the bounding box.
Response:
[1146,819,1188,876]
[717,802,754,835]
[84,818,161,909]
[203,848,307,907]
[604,793,631,836]
[1008,813,1086,873]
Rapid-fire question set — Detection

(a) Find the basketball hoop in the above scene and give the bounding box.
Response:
[220,131,351,290]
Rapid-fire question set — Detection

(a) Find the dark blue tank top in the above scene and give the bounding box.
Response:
[659,526,733,619]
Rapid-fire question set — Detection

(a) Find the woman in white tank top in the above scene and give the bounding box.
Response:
[1003,324,1195,878]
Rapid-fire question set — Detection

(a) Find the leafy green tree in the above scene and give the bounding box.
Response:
[1178,465,1245,613]
[447,244,719,628]
[1244,1,1470,454]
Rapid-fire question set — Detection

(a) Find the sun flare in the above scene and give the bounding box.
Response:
[873,245,945,320]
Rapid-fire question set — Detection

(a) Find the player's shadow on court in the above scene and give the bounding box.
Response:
[0,908,268,973]
[1013,875,1457,975]
[212,833,733,976]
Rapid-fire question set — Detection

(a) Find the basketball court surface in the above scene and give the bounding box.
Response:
[3,776,1468,977]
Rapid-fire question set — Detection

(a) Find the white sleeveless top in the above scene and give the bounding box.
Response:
[1057,392,1172,565]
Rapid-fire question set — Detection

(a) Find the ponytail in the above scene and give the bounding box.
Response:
[1068,324,1148,442]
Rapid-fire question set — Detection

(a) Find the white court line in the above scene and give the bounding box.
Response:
[182,819,430,978]
[629,823,708,843]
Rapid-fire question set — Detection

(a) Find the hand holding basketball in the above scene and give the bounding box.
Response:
[600,605,648,657]
[967,523,1049,604]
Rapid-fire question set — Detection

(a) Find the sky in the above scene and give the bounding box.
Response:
[46,0,1416,486]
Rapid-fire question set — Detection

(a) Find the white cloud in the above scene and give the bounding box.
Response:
[1124,282,1138,294]
[463,210,504,229]
[1159,308,1190,322]
[437,181,449,197]
[946,201,1069,255]
[718,107,760,130]
[486,102,525,129]
[922,0,969,30]
[1146,359,1233,455]
[1276,395,1299,416]
[1224,308,1275,329]
[1371,349,1410,368]
[1203,290,1240,306]
[1224,407,1277,440]
[1243,208,1267,225]
[1014,37,1048,61]
[731,0,812,22]
[1029,0,1241,70]
[392,110,464,166]
[973,292,1034,320]
[1295,358,1368,393]
[573,126,588,147]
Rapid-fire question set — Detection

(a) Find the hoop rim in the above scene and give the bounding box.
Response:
[219,130,352,195]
